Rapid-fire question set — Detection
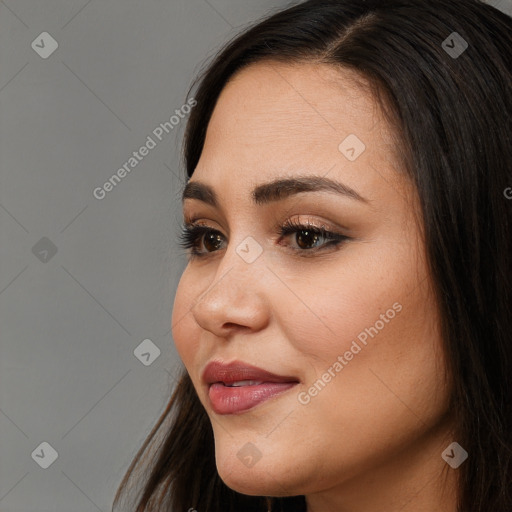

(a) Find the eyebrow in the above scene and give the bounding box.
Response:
[181,175,369,207]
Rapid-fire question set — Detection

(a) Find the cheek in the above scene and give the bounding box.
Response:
[294,214,425,329]
[274,239,448,418]
[269,273,449,491]
[272,246,413,366]
[290,259,446,415]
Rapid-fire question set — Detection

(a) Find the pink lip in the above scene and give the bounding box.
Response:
[202,360,300,415]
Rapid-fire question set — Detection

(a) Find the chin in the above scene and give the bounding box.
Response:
[218,468,294,497]
[215,445,305,497]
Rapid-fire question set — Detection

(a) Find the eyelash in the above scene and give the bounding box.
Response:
[177,218,349,259]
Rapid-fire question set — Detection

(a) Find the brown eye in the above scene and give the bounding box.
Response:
[294,228,322,250]
[203,231,223,252]
[278,219,349,254]
[177,224,226,257]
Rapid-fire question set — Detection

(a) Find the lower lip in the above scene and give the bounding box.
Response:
[208,382,298,415]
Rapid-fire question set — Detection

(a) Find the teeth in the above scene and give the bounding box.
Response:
[224,380,264,387]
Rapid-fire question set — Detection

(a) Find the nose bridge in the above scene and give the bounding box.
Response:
[191,236,269,333]
[207,235,266,303]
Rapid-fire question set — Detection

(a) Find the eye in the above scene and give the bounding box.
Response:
[277,218,349,253]
[177,218,350,259]
[177,223,224,256]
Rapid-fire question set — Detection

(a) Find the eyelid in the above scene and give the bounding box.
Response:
[275,215,336,234]
[183,213,345,232]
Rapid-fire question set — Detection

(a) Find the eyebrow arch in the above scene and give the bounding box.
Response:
[181,175,370,207]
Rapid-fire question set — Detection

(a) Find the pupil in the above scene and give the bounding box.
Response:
[297,229,319,249]
[204,232,222,252]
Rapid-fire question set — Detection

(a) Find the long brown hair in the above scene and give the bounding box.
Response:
[112,1,512,510]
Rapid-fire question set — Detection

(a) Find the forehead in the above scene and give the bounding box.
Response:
[203,60,380,150]
[191,60,409,210]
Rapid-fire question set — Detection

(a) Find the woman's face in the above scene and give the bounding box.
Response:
[172,61,454,510]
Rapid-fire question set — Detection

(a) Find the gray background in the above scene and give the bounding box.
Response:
[0,0,510,511]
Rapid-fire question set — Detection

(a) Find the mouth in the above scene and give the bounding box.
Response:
[202,360,300,415]
[216,379,266,387]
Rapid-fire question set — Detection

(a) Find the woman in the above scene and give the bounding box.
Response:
[112,0,512,510]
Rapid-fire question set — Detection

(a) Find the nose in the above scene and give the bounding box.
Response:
[190,242,270,338]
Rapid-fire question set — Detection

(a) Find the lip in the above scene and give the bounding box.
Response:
[202,360,300,415]
[202,360,299,385]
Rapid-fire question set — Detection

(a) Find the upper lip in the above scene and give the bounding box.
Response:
[202,360,300,385]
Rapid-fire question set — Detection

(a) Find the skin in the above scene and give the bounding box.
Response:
[171,60,458,512]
